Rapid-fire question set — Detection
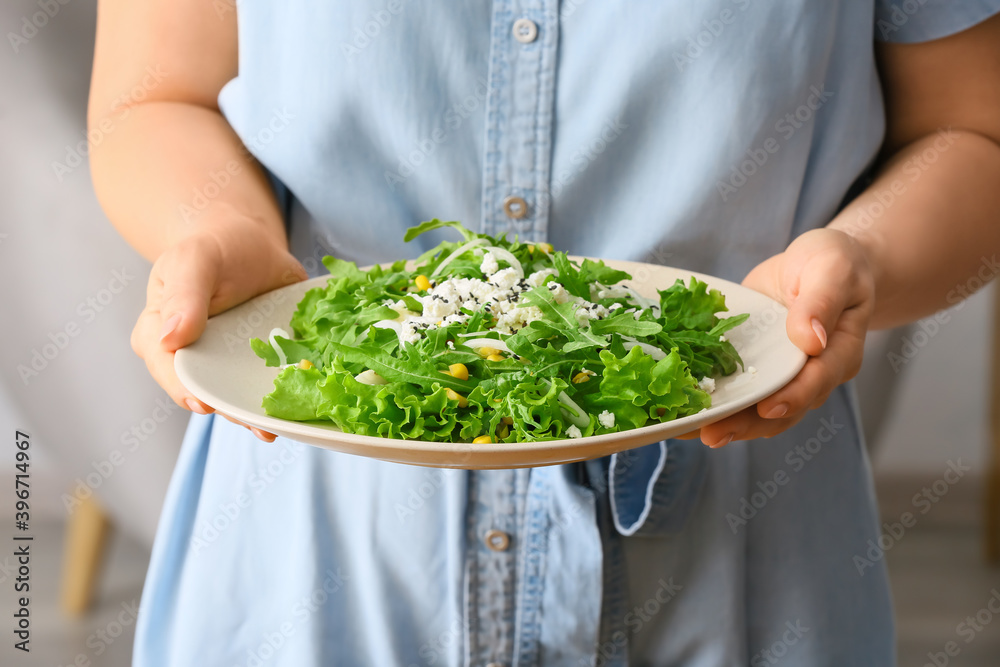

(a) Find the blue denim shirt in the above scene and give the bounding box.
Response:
[134,2,1000,665]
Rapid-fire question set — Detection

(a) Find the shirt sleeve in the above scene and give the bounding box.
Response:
[606,439,708,537]
[874,0,1000,43]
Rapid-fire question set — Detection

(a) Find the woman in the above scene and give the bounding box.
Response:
[89,1,1000,665]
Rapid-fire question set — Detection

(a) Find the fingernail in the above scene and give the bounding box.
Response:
[159,314,182,342]
[764,403,789,419]
[186,398,209,414]
[709,433,734,449]
[811,318,827,350]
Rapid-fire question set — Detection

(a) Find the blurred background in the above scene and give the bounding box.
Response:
[0,1,997,665]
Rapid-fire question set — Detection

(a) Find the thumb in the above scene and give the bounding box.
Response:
[784,254,855,357]
[155,248,219,352]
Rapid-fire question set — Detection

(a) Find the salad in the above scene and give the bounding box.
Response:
[250,220,749,443]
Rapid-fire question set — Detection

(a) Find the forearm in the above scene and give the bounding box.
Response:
[829,129,1000,330]
[89,101,287,263]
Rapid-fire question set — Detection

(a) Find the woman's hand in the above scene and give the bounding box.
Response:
[682,227,875,448]
[131,215,307,442]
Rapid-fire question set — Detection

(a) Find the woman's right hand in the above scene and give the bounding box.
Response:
[131,214,308,442]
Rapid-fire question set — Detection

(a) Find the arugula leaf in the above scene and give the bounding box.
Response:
[551,252,590,299]
[403,218,477,243]
[519,285,581,330]
[327,341,475,392]
[579,259,631,285]
[709,313,750,337]
[250,335,322,368]
[590,312,663,337]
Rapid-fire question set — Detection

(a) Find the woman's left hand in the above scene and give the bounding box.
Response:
[681,227,876,448]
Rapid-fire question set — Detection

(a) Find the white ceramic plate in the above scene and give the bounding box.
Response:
[175,258,806,469]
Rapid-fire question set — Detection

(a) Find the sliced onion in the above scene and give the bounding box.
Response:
[624,286,657,310]
[456,330,490,337]
[355,370,388,385]
[460,337,511,353]
[541,379,591,428]
[557,392,590,428]
[372,319,403,344]
[483,246,523,278]
[268,328,291,366]
[430,238,489,277]
[622,340,667,361]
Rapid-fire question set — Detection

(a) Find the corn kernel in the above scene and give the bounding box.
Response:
[486,353,505,362]
[572,371,592,384]
[448,363,469,381]
[527,244,535,254]
[297,359,314,370]
[414,274,432,291]
[472,435,493,444]
[478,347,501,358]
[502,416,513,425]
[537,242,553,254]
[445,388,468,408]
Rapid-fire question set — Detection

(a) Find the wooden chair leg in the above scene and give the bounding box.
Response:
[60,494,112,616]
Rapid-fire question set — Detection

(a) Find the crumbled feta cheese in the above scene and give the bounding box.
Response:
[423,296,458,319]
[566,425,583,439]
[598,410,615,428]
[490,267,520,291]
[633,309,644,320]
[527,268,558,287]
[609,303,623,311]
[446,340,455,349]
[480,251,499,276]
[548,282,571,304]
[747,366,757,374]
[698,377,716,394]
[395,264,611,344]
[495,305,544,335]
[441,313,469,327]
[400,320,424,344]
[719,335,727,342]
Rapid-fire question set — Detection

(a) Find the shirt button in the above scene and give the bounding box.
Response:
[484,529,511,552]
[512,18,538,44]
[502,195,528,219]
